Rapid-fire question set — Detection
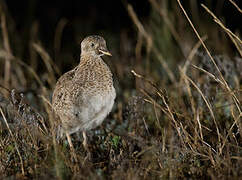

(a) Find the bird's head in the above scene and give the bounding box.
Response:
[81,35,112,57]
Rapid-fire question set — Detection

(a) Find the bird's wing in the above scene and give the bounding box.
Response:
[52,69,77,110]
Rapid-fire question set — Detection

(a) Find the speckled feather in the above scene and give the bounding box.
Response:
[52,35,116,137]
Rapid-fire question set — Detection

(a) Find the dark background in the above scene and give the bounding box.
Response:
[5,0,241,49]
[2,0,242,82]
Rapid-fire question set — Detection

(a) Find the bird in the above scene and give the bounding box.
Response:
[52,35,116,156]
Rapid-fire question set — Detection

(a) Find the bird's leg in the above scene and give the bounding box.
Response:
[66,133,77,162]
[82,131,89,151]
[82,131,92,161]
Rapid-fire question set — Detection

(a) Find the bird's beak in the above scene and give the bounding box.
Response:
[99,49,112,56]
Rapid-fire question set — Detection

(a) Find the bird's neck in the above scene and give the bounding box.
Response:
[76,53,113,86]
[80,53,105,66]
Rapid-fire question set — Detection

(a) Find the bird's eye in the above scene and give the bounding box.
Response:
[91,43,95,47]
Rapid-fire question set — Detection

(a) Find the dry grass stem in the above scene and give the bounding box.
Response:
[191,64,224,85]
[1,12,12,88]
[228,0,242,13]
[131,70,186,147]
[32,43,57,87]
[176,0,226,87]
[0,107,25,175]
[222,114,242,150]
[177,0,241,126]
[54,18,68,69]
[126,3,176,83]
[148,0,185,55]
[182,71,221,149]
[201,4,242,57]
[29,21,39,70]
[179,37,207,121]
[0,50,44,87]
[182,36,207,74]
[196,108,203,140]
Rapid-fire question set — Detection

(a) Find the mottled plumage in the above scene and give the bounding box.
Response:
[52,35,115,152]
